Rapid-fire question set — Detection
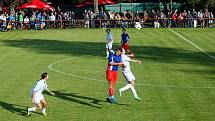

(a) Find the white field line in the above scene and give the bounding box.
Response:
[48,57,215,89]
[48,58,102,82]
[169,29,215,61]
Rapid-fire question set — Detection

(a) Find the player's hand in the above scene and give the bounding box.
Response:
[119,63,124,67]
[137,60,141,64]
[50,92,55,96]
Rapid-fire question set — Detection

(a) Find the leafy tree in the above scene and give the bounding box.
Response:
[0,0,27,13]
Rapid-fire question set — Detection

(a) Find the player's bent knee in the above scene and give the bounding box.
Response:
[44,102,48,107]
[37,104,43,110]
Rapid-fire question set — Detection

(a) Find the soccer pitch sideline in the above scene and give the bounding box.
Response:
[0,28,214,121]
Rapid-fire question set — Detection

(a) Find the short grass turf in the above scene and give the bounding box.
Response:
[0,28,215,121]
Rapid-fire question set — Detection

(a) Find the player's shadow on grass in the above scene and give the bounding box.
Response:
[2,39,215,75]
[2,39,108,57]
[0,101,27,116]
[45,91,127,108]
[2,39,215,66]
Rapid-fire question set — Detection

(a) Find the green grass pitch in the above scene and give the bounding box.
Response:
[0,28,215,121]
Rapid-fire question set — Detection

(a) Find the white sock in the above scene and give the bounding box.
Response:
[120,84,132,92]
[28,107,36,112]
[130,85,138,98]
[106,50,109,57]
[42,108,46,113]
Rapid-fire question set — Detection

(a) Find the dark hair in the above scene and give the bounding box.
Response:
[122,28,126,31]
[116,47,123,53]
[106,29,110,32]
[41,72,48,79]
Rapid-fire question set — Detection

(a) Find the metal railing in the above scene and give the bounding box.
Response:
[0,18,214,31]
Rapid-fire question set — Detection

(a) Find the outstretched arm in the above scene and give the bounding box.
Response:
[46,88,55,96]
[109,61,124,66]
[130,59,141,64]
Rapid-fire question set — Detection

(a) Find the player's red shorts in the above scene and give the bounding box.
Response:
[106,70,118,83]
[121,43,129,51]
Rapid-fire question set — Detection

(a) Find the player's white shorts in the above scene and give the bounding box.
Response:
[122,71,135,82]
[34,94,45,104]
[106,41,113,49]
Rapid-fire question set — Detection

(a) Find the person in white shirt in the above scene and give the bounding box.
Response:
[119,49,142,101]
[27,72,55,116]
[24,16,30,29]
[49,13,56,28]
[105,29,113,58]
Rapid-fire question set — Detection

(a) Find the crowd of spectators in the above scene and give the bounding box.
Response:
[0,10,75,31]
[0,8,214,31]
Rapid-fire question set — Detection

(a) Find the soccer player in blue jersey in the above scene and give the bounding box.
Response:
[106,48,124,103]
[121,28,131,53]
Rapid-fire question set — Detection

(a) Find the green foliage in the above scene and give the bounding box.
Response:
[186,0,215,10]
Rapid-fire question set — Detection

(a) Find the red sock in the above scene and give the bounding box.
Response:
[109,88,114,96]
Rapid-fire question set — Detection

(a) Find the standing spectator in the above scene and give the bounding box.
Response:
[14,12,19,29]
[19,12,24,29]
[121,16,127,28]
[57,12,63,28]
[182,10,187,27]
[172,12,177,28]
[151,10,156,27]
[143,11,148,28]
[49,12,56,28]
[160,11,167,27]
[126,11,132,27]
[71,11,75,25]
[192,9,198,28]
[24,16,30,29]
[204,9,210,27]
[167,11,172,28]
[2,14,7,30]
[178,13,184,28]
[36,11,42,21]
[102,11,108,29]
[90,11,95,28]
[209,12,214,26]
[115,13,121,28]
[154,14,160,28]
[198,10,204,26]
[30,14,36,30]
[187,11,193,28]
[40,12,46,29]
[84,10,89,28]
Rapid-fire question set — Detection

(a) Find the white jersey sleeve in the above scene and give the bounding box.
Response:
[122,54,131,62]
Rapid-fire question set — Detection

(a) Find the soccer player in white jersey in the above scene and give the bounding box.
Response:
[106,29,113,58]
[27,72,55,116]
[119,49,142,101]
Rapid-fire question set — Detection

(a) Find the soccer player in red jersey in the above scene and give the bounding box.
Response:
[106,48,124,103]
